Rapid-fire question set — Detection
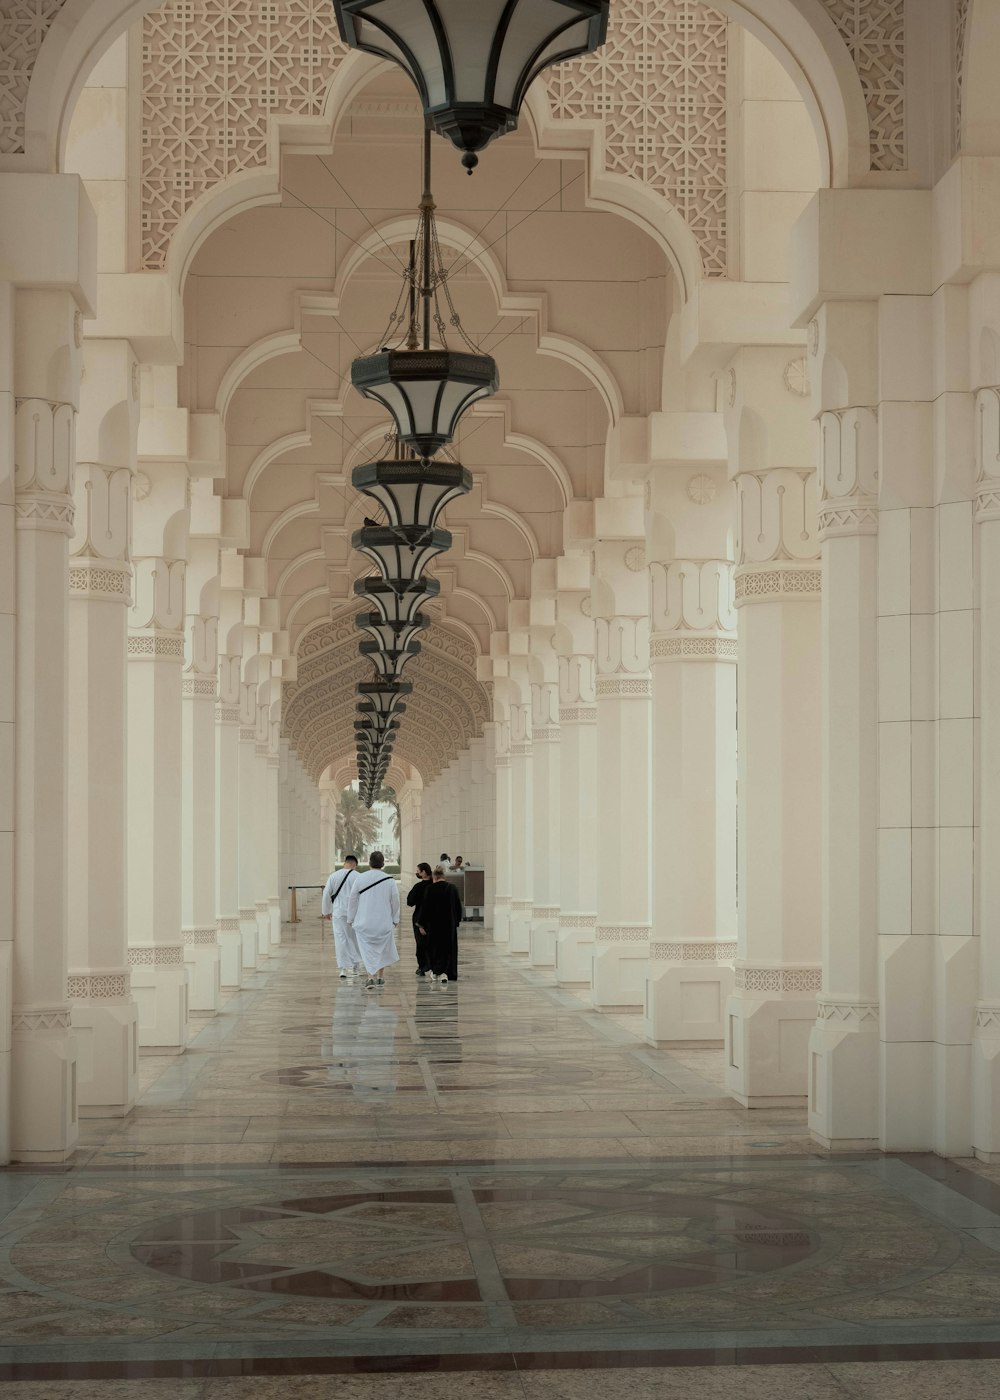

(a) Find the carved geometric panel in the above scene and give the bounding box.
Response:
[0,0,67,154]
[141,0,348,268]
[819,0,905,171]
[955,0,970,154]
[547,0,729,277]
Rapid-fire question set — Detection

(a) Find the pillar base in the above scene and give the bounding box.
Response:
[69,980,138,1117]
[509,903,532,955]
[807,1001,879,1149]
[11,1009,78,1163]
[183,930,221,1014]
[555,915,596,987]
[529,910,558,968]
[239,909,258,972]
[218,918,243,989]
[492,899,511,945]
[725,978,819,1106]
[592,930,651,1012]
[972,1012,1000,1160]
[643,952,734,1047]
[255,902,271,961]
[268,896,282,949]
[129,950,189,1052]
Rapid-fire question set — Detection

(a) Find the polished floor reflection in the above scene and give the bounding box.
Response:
[3,906,1000,1396]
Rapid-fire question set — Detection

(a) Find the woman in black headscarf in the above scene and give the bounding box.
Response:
[406,862,433,977]
[417,866,463,983]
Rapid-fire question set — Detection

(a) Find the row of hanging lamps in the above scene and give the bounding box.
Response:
[349,124,484,804]
[333,0,610,173]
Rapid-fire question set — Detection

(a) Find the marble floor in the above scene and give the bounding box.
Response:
[4,906,1000,1396]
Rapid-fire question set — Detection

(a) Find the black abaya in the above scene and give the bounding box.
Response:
[418,880,463,980]
[406,878,431,972]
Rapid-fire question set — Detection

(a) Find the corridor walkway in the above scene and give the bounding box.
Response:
[2,909,1000,1395]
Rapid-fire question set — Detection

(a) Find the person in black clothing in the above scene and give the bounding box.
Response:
[406,863,433,976]
[418,866,463,984]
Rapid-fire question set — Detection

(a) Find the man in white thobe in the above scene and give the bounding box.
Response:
[321,855,361,978]
[345,850,400,989]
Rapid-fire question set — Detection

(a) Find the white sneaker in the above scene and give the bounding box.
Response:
[439,975,449,984]
[364,977,376,990]
[426,973,435,982]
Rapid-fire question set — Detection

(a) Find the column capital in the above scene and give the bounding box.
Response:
[733,468,821,607]
[14,397,75,535]
[817,407,879,540]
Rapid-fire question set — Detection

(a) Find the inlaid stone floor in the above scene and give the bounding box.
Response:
[4,907,1000,1396]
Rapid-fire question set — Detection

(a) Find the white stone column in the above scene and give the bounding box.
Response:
[253,702,272,964]
[181,528,222,1014]
[481,720,497,923]
[128,464,190,1052]
[488,689,512,943]
[645,553,737,1045]
[591,517,653,1011]
[215,652,243,989]
[237,705,260,974]
[976,370,1000,1157]
[554,557,597,988]
[67,339,139,1113]
[528,660,560,968]
[10,289,84,1158]
[807,305,882,1149]
[724,348,822,1106]
[507,660,534,956]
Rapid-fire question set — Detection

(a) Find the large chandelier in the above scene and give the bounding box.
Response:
[333,0,610,172]
[355,574,439,623]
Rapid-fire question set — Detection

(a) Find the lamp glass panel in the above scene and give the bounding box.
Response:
[371,0,445,101]
[496,3,587,103]
[435,0,507,99]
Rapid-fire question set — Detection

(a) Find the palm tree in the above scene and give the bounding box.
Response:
[377,784,402,846]
[335,788,379,861]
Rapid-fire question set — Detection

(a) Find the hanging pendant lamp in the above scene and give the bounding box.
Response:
[360,638,422,678]
[333,0,610,172]
[350,128,497,455]
[355,575,440,624]
[353,523,451,581]
[356,612,427,654]
[353,458,472,528]
[356,679,412,718]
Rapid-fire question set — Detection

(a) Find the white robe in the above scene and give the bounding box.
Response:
[321,868,361,969]
[345,870,400,974]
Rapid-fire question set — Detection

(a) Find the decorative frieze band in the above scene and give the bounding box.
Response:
[596,676,651,698]
[511,742,532,757]
[976,483,1000,524]
[816,501,879,540]
[69,563,132,600]
[182,677,217,698]
[239,727,257,742]
[182,927,218,946]
[255,901,269,913]
[532,728,560,743]
[495,755,511,770]
[511,900,533,913]
[559,913,597,929]
[532,907,560,920]
[67,972,131,999]
[735,966,822,993]
[596,924,652,944]
[816,1000,878,1026]
[650,636,737,662]
[15,496,75,533]
[216,705,240,724]
[239,907,257,921]
[12,1006,72,1033]
[128,945,184,966]
[494,895,511,908]
[127,632,185,661]
[734,568,822,607]
[558,706,597,725]
[650,941,738,962]
[975,1005,1000,1033]
[217,916,241,933]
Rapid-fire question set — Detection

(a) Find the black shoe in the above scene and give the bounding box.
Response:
[415,970,425,977]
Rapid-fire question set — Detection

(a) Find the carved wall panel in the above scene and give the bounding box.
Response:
[0,0,66,155]
[547,0,729,277]
[819,0,905,171]
[649,559,736,635]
